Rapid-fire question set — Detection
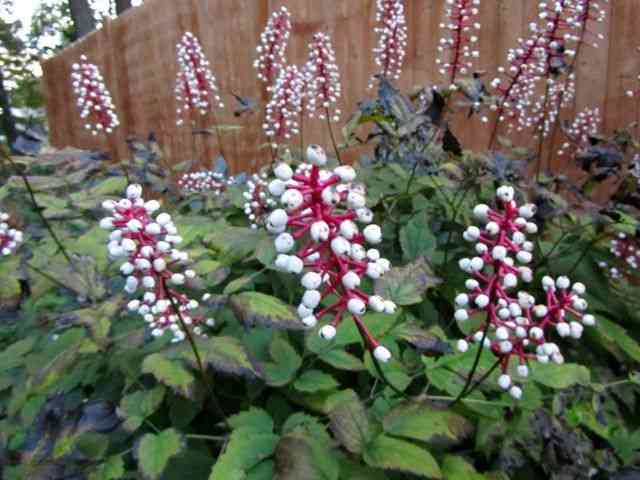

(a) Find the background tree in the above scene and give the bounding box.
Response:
[115,0,132,15]
[68,0,95,39]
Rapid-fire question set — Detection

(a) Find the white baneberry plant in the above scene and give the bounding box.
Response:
[266,145,395,362]
[101,185,214,342]
[436,0,481,88]
[454,185,596,399]
[178,170,233,195]
[0,211,23,256]
[370,0,408,88]
[254,6,292,90]
[175,32,224,126]
[71,55,120,136]
[558,106,601,157]
[243,172,277,230]
[306,32,342,122]
[263,64,305,147]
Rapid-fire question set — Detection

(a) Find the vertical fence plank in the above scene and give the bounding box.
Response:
[41,0,638,183]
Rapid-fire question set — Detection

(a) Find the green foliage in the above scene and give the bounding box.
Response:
[1,147,639,480]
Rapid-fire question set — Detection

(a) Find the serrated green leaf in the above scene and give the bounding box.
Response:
[229,408,274,434]
[263,337,302,387]
[119,385,166,431]
[441,455,485,480]
[318,349,365,371]
[179,336,260,379]
[204,224,265,264]
[383,401,474,448]
[399,212,437,261]
[89,455,125,480]
[137,429,183,479]
[230,292,303,330]
[224,275,256,295]
[0,337,37,373]
[209,428,279,480]
[294,370,340,393]
[375,257,441,306]
[363,434,442,479]
[141,354,194,398]
[274,432,339,480]
[530,362,591,389]
[327,390,371,454]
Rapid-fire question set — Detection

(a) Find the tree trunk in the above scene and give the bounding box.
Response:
[115,0,133,15]
[68,0,96,39]
[0,69,18,152]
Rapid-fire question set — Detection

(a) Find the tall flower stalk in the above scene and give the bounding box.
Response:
[306,33,343,163]
[369,0,408,88]
[436,0,481,89]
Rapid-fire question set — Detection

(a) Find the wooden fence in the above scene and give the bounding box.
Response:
[41,0,640,175]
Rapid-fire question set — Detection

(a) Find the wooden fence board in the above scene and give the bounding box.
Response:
[41,0,640,176]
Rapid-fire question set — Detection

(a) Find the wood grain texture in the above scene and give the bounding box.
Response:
[41,0,639,176]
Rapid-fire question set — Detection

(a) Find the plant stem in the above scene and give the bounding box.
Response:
[325,107,342,164]
[185,434,228,442]
[26,262,71,292]
[457,357,502,399]
[161,278,230,431]
[451,318,492,407]
[0,148,74,267]
[209,109,227,162]
[443,183,473,266]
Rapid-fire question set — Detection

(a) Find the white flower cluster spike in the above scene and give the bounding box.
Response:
[71,55,120,136]
[558,106,600,157]
[264,65,305,146]
[101,185,213,342]
[0,211,23,256]
[254,6,292,88]
[266,145,395,362]
[436,0,481,88]
[455,186,596,399]
[369,0,408,88]
[598,232,640,281]
[178,170,233,194]
[243,172,277,229]
[175,32,224,126]
[306,32,342,122]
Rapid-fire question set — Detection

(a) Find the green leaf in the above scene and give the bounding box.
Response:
[204,224,265,264]
[327,390,371,454]
[0,337,37,373]
[318,349,365,371]
[228,408,274,434]
[363,434,442,479]
[530,363,591,389]
[209,428,279,480]
[179,336,260,379]
[375,257,441,306]
[89,455,125,480]
[399,212,437,262]
[441,455,485,480]
[383,401,474,448]
[294,370,340,393]
[231,292,303,330]
[274,432,339,480]
[224,275,256,295]
[119,385,166,431]
[141,354,195,398]
[263,337,302,387]
[393,323,452,355]
[137,429,183,479]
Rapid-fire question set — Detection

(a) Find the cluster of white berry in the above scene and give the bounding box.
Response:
[558,106,601,157]
[266,145,395,362]
[0,211,23,256]
[263,65,305,146]
[242,172,277,229]
[178,170,232,195]
[370,0,408,87]
[306,32,342,122]
[254,6,292,88]
[436,0,481,88]
[175,32,224,126]
[71,55,120,136]
[101,185,213,341]
[455,186,596,399]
